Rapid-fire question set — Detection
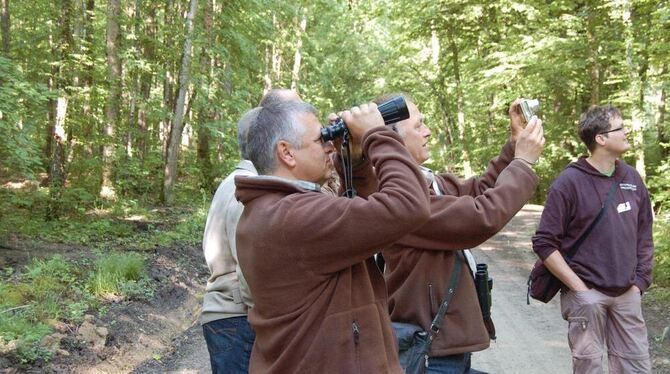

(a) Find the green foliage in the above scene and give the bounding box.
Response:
[0,252,153,364]
[0,56,49,178]
[653,213,670,288]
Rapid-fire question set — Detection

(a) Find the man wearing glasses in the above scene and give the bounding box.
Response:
[532,105,653,373]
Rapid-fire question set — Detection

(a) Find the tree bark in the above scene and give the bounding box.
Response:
[290,10,307,92]
[196,0,214,192]
[101,0,121,199]
[447,25,472,177]
[46,0,74,219]
[586,0,600,105]
[47,98,68,220]
[659,64,668,158]
[623,1,646,179]
[162,0,197,205]
[1,0,9,53]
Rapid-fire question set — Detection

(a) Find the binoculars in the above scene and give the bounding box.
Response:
[320,96,410,142]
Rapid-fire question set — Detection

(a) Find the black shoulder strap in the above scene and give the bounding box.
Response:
[566,179,620,260]
[426,251,463,345]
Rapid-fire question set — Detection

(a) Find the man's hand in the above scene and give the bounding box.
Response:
[328,112,363,164]
[508,99,525,143]
[514,116,545,165]
[544,251,589,292]
[340,103,384,144]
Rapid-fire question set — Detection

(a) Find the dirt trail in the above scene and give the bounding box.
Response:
[470,205,572,373]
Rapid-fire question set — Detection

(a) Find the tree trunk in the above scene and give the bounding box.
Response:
[659,64,668,158]
[196,0,213,192]
[45,0,73,219]
[101,0,121,199]
[290,10,307,92]
[47,98,68,220]
[81,0,95,158]
[586,0,600,105]
[138,1,156,162]
[623,1,646,179]
[1,0,9,53]
[447,25,472,177]
[162,0,197,205]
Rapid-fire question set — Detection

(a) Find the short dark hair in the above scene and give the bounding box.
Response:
[578,105,623,152]
[246,101,317,175]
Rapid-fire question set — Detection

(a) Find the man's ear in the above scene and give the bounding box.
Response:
[276,140,297,168]
[594,133,606,147]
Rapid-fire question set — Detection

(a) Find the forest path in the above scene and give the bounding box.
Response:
[471,205,571,373]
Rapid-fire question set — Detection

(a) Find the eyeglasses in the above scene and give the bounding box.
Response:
[599,127,624,135]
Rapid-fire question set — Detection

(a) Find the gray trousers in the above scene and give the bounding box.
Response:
[560,287,651,374]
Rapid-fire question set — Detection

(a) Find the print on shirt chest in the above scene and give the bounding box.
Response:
[616,183,637,214]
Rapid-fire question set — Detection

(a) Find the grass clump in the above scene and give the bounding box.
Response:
[88,252,153,299]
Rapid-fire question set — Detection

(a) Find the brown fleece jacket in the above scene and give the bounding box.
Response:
[382,141,539,357]
[234,127,430,374]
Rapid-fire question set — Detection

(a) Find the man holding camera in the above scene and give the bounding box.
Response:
[532,105,653,373]
[200,88,300,373]
[357,94,544,373]
[234,100,431,373]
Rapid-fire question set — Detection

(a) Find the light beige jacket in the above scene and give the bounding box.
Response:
[201,160,255,325]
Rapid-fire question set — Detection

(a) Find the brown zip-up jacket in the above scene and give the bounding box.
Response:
[381,141,539,357]
[235,127,430,374]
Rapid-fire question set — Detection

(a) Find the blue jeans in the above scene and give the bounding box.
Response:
[202,316,255,374]
[427,353,488,374]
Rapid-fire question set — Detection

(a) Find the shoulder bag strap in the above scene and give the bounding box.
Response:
[565,179,620,260]
[426,251,463,347]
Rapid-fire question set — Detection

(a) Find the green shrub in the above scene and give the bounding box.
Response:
[653,213,670,288]
[88,252,150,298]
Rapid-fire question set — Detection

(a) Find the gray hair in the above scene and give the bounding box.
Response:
[246,101,318,175]
[237,107,262,159]
[259,88,301,107]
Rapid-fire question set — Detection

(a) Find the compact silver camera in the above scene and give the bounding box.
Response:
[520,99,540,123]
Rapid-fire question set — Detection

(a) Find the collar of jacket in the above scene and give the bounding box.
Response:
[239,175,321,192]
[236,159,258,174]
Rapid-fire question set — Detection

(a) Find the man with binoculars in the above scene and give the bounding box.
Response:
[234,100,431,373]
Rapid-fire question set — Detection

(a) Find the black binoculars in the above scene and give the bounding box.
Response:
[320,96,410,142]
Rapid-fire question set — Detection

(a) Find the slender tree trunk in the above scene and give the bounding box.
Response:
[447,25,472,177]
[101,0,121,199]
[46,0,74,219]
[47,98,68,220]
[431,24,454,169]
[138,1,155,162]
[263,45,273,91]
[162,0,197,205]
[1,0,9,53]
[290,10,307,92]
[659,64,668,158]
[270,14,282,85]
[80,0,95,158]
[196,0,213,192]
[586,0,600,105]
[623,1,646,179]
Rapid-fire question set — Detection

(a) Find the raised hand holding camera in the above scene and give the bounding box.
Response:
[514,116,545,166]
